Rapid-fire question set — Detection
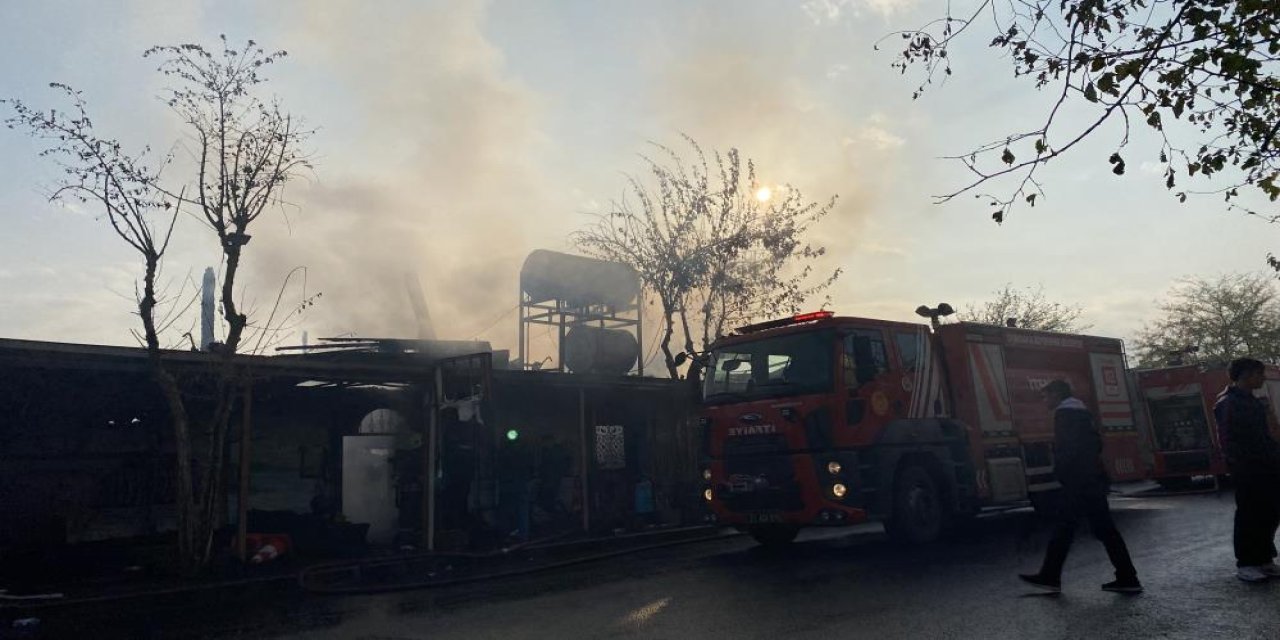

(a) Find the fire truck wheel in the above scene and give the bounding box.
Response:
[748,525,800,547]
[886,464,943,544]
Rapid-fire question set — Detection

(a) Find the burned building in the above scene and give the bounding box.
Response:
[0,337,701,581]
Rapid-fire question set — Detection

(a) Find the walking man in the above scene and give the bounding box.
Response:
[1213,357,1280,582]
[1020,379,1142,593]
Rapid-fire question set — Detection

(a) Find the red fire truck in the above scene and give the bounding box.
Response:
[1134,363,1280,485]
[698,310,1147,546]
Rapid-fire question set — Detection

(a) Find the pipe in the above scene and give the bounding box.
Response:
[200,267,216,350]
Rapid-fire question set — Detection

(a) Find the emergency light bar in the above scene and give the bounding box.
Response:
[737,310,834,334]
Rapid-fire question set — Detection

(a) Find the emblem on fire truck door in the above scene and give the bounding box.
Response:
[871,391,889,416]
[901,376,914,392]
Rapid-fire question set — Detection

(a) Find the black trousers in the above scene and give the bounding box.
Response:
[1233,474,1280,567]
[1039,484,1137,581]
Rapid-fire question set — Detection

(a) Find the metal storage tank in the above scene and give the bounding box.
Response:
[519,250,640,309]
[563,326,639,375]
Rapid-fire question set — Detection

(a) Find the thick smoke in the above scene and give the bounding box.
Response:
[240,0,905,353]
[245,0,565,348]
[650,11,901,300]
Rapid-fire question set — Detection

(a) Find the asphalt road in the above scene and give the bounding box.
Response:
[40,489,1280,639]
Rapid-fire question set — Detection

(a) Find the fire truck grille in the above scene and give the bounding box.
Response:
[723,434,789,457]
[1162,451,1212,473]
[720,457,803,512]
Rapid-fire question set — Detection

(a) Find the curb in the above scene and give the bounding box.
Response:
[1,525,733,611]
[299,526,738,595]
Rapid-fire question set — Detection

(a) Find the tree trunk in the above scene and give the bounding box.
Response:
[187,235,249,572]
[678,310,697,362]
[194,380,237,570]
[138,254,201,575]
[221,239,248,352]
[162,375,199,575]
[660,298,679,378]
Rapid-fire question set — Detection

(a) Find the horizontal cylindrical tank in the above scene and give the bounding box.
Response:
[520,250,640,309]
[563,326,638,375]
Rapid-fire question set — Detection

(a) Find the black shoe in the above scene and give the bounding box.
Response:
[1019,573,1061,592]
[1101,579,1143,593]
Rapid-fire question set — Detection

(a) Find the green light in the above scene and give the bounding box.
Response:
[506,429,519,441]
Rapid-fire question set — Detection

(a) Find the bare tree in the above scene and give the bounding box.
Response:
[887,1,1280,226]
[246,267,323,355]
[958,283,1091,332]
[1132,272,1280,368]
[575,136,840,382]
[4,36,311,574]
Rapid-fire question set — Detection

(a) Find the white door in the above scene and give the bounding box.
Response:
[342,435,399,545]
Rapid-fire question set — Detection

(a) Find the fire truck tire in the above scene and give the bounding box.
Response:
[748,525,800,547]
[886,464,944,544]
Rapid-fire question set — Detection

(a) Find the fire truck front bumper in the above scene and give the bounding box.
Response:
[707,498,868,528]
[703,453,869,527]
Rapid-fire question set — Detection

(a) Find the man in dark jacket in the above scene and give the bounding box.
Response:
[1020,380,1141,593]
[1213,357,1280,582]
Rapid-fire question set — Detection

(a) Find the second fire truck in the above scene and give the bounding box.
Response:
[1134,363,1280,485]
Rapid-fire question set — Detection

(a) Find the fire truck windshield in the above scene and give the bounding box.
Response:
[702,329,833,404]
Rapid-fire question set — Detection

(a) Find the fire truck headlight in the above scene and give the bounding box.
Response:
[703,488,714,501]
[831,483,848,499]
[826,461,842,475]
[702,468,712,481]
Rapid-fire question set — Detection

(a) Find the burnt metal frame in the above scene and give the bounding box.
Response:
[517,294,643,376]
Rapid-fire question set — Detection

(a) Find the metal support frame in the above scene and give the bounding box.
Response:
[517,294,644,374]
[637,298,644,376]
[579,387,590,533]
[423,367,443,551]
[422,352,493,551]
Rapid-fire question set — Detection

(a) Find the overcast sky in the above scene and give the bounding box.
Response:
[2,0,1276,369]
